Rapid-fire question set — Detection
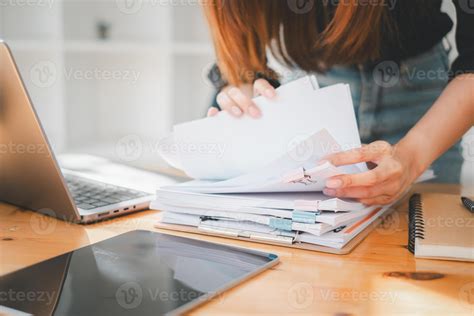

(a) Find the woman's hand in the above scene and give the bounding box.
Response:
[207,79,276,118]
[322,141,421,206]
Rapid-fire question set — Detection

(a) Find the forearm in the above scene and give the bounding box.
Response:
[396,74,474,177]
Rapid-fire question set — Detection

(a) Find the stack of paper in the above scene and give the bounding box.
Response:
[151,187,390,248]
[152,138,391,249]
[152,76,431,250]
[156,207,390,249]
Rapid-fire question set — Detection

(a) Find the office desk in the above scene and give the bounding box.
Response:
[1,184,473,315]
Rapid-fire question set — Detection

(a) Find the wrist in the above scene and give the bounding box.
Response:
[394,136,427,181]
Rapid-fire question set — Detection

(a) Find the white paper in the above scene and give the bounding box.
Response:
[163,129,362,194]
[161,76,361,180]
[153,200,375,228]
[153,189,365,213]
[158,205,391,249]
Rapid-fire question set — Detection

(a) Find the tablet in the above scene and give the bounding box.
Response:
[0,230,279,315]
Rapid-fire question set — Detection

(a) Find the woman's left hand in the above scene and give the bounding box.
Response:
[322,141,420,206]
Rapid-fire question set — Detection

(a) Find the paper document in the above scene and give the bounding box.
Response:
[153,189,365,213]
[160,76,362,180]
[152,75,436,251]
[158,206,390,249]
[164,129,362,194]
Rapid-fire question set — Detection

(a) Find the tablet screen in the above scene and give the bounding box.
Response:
[0,230,278,315]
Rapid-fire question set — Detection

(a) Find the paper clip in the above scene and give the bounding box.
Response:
[283,168,318,186]
[283,168,306,183]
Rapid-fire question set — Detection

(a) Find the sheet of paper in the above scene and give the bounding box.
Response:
[298,206,391,247]
[154,189,365,212]
[162,76,361,180]
[163,129,362,193]
[153,200,374,227]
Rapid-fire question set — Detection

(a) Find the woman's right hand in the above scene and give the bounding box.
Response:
[207,79,276,119]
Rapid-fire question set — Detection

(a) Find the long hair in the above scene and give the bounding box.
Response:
[203,0,395,86]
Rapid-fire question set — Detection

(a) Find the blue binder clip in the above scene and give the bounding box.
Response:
[269,218,293,231]
[292,211,317,224]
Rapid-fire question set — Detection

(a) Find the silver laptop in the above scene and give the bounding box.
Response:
[0,41,155,223]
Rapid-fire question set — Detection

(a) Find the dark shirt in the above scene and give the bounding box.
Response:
[208,0,474,90]
[381,0,473,77]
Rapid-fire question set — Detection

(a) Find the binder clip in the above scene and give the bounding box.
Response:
[283,167,319,186]
[292,200,321,223]
[292,211,317,224]
[269,218,293,231]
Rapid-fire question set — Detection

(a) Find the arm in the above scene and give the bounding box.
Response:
[323,0,474,205]
[323,74,474,205]
[398,74,474,176]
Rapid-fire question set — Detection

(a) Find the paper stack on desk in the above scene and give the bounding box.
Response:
[151,76,431,251]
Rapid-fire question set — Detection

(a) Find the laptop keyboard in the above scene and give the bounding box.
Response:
[64,174,150,210]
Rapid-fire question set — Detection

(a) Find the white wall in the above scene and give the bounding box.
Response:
[0,0,215,170]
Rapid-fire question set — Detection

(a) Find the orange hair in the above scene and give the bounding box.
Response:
[203,0,394,86]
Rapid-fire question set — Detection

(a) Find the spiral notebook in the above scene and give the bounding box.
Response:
[408,193,474,262]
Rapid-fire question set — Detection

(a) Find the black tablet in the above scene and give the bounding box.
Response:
[0,230,279,315]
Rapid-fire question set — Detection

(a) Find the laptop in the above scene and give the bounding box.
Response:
[0,41,155,223]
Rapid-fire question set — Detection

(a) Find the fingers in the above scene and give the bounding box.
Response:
[325,156,402,189]
[216,90,242,116]
[227,87,261,118]
[323,156,406,205]
[207,107,219,117]
[216,87,261,118]
[323,180,399,200]
[254,79,276,98]
[324,183,402,206]
[216,80,276,119]
[324,141,392,166]
[325,168,390,189]
[321,140,413,206]
[216,90,244,117]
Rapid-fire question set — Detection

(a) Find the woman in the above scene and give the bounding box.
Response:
[203,0,474,206]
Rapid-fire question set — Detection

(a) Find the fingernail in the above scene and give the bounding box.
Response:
[326,178,343,189]
[248,106,261,118]
[207,108,218,117]
[231,106,243,117]
[323,188,336,196]
[264,89,276,98]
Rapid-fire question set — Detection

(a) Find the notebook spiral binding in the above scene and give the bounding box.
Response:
[408,194,425,254]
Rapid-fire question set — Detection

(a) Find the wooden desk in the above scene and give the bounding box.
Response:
[1,184,473,315]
